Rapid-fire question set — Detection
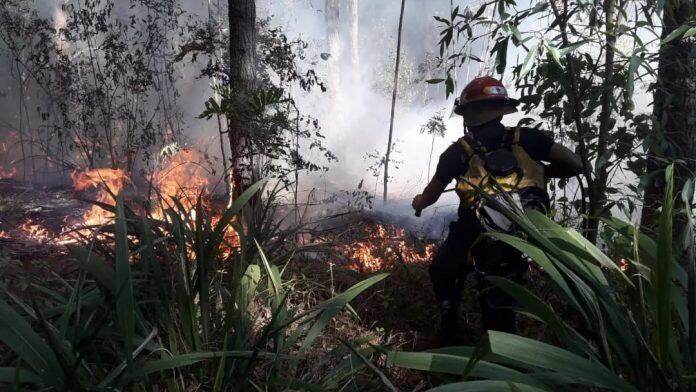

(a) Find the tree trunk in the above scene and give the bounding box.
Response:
[325,0,341,93]
[641,0,696,230]
[383,0,406,202]
[548,0,596,240]
[350,0,359,84]
[587,0,618,243]
[427,132,435,180]
[228,0,256,196]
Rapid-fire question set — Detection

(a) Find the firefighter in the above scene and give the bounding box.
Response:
[412,76,583,344]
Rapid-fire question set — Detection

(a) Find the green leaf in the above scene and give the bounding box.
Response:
[67,245,116,293]
[684,26,696,39]
[256,240,282,298]
[519,43,539,78]
[486,277,593,358]
[0,300,64,388]
[0,367,42,385]
[426,78,445,84]
[655,164,675,367]
[661,24,691,44]
[114,195,135,368]
[510,25,523,45]
[558,40,589,57]
[473,3,487,19]
[445,75,455,98]
[495,37,510,74]
[121,351,284,384]
[428,380,548,392]
[482,331,637,392]
[300,273,389,351]
[625,54,641,101]
[206,179,267,258]
[484,232,584,315]
[544,40,561,67]
[387,351,548,389]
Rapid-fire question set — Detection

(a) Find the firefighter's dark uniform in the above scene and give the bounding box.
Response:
[430,120,554,334]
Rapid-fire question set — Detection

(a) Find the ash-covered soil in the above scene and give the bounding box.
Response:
[0,179,86,265]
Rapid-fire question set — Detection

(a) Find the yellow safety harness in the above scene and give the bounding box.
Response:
[455,126,546,208]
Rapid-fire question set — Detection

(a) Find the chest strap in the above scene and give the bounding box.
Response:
[457,125,521,157]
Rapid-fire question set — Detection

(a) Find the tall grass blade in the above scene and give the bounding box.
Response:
[682,176,696,371]
[484,232,585,317]
[0,367,42,385]
[655,164,675,367]
[427,380,548,392]
[481,331,637,392]
[339,339,398,392]
[387,351,548,388]
[299,273,389,352]
[486,276,593,358]
[114,195,135,368]
[67,245,116,293]
[0,300,64,388]
[121,351,283,384]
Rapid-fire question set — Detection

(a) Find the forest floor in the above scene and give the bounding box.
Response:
[0,179,562,389]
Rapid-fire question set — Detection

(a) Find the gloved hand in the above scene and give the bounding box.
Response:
[412,194,425,217]
[412,194,425,211]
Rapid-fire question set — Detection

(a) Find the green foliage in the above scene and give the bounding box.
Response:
[389,164,696,391]
[0,180,389,390]
[0,0,183,170]
[181,19,336,187]
[429,0,696,233]
[420,110,447,138]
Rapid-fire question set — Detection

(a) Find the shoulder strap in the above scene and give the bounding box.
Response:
[458,136,475,156]
[507,125,520,146]
[513,125,521,145]
[501,126,520,147]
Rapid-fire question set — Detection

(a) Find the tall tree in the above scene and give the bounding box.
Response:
[350,0,359,83]
[325,0,341,93]
[383,0,406,202]
[641,0,696,230]
[227,0,257,195]
[588,0,620,242]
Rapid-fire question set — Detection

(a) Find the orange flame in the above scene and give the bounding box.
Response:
[19,219,51,242]
[151,149,240,255]
[150,149,211,219]
[337,224,435,272]
[71,168,130,226]
[68,150,239,257]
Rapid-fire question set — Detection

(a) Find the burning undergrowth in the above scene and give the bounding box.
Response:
[1,148,239,253]
[334,221,435,272]
[300,214,437,273]
[2,144,437,276]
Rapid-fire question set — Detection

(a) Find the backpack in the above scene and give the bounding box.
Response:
[455,126,548,234]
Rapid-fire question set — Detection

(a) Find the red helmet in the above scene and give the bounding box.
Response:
[453,76,519,115]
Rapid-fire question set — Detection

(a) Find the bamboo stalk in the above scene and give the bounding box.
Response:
[383,0,406,203]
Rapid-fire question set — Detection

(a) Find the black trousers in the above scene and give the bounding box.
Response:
[428,219,528,333]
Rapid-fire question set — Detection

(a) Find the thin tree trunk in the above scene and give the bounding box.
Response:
[294,105,300,223]
[588,0,618,243]
[350,0,359,83]
[228,0,256,197]
[427,132,435,179]
[641,0,696,230]
[548,0,596,239]
[209,0,231,198]
[325,0,341,94]
[14,60,27,181]
[383,0,406,203]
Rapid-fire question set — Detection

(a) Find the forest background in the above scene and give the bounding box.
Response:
[1,0,696,390]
